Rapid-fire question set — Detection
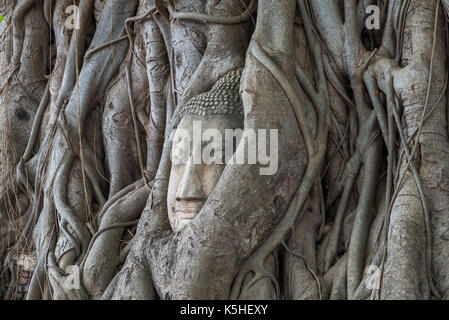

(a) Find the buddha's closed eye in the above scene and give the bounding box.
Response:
[172,142,190,165]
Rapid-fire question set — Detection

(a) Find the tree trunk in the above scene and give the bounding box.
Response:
[1,0,449,300]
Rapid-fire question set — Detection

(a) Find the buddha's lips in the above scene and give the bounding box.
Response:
[175,202,203,218]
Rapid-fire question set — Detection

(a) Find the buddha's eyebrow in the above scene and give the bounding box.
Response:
[173,134,191,144]
[171,142,187,157]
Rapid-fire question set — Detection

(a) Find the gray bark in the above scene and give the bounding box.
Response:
[1,0,449,301]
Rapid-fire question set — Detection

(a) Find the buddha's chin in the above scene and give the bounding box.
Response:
[169,201,204,233]
[172,218,194,233]
[169,211,196,233]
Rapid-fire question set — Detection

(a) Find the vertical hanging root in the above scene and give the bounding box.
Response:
[346,136,382,298]
[125,67,151,190]
[53,152,91,263]
[10,0,36,74]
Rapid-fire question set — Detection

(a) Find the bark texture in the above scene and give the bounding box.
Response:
[1,0,449,300]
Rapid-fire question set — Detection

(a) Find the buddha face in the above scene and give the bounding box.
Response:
[167,114,242,233]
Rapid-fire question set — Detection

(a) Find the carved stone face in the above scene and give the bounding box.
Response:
[167,114,242,233]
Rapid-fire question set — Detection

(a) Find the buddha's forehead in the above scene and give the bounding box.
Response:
[176,114,242,133]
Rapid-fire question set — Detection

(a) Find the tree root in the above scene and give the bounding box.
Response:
[165,0,256,25]
[230,32,330,299]
[10,0,35,73]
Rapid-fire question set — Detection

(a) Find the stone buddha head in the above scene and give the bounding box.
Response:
[167,69,244,233]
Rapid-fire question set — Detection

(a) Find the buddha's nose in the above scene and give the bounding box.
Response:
[176,163,206,201]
